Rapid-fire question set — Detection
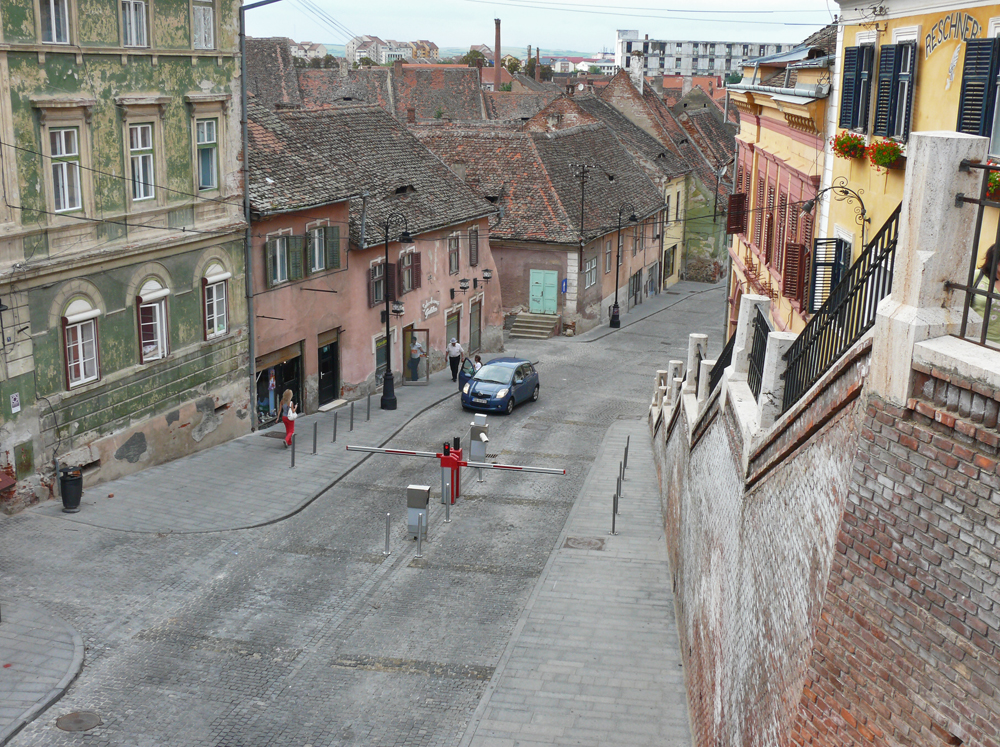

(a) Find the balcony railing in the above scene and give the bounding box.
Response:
[747,306,770,401]
[708,330,737,395]
[951,160,1000,350]
[782,203,901,413]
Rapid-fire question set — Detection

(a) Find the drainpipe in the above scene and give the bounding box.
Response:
[240,0,285,431]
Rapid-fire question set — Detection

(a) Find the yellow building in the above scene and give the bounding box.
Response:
[826,0,999,308]
[726,26,837,335]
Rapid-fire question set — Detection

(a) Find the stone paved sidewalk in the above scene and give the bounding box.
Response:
[0,602,83,746]
[460,418,691,747]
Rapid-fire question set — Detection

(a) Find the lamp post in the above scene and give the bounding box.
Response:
[380,212,413,411]
[610,201,637,328]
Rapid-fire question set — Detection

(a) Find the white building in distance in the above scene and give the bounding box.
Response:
[614,30,795,77]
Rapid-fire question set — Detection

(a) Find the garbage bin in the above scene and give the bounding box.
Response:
[59,466,83,513]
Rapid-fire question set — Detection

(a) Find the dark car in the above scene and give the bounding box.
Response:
[460,357,539,414]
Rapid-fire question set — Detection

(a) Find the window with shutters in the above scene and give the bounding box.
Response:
[726,193,747,235]
[265,233,304,286]
[371,262,385,305]
[309,226,327,273]
[192,0,214,50]
[763,185,775,264]
[809,237,850,314]
[633,225,640,256]
[774,191,788,276]
[957,37,1000,158]
[839,45,875,131]
[448,234,460,275]
[782,243,805,304]
[873,43,917,141]
[399,250,421,293]
[468,228,479,266]
[753,175,765,248]
[605,240,612,273]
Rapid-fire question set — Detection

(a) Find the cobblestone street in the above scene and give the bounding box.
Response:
[1,284,724,746]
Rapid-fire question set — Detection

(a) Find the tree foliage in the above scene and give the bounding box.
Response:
[461,50,487,66]
[503,57,521,74]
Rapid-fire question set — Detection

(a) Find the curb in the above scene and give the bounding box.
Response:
[0,602,85,747]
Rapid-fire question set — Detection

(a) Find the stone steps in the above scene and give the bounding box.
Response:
[509,312,560,339]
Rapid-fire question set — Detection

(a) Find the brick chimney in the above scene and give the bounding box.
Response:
[406,107,415,123]
[682,75,693,97]
[535,48,540,82]
[494,18,502,91]
[393,59,403,77]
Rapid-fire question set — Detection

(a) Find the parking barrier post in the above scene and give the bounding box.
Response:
[350,402,354,431]
[312,422,318,454]
[415,511,425,558]
[384,512,391,556]
[610,493,618,535]
[332,411,338,442]
[290,433,295,468]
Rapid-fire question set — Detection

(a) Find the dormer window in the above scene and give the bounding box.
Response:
[394,185,416,197]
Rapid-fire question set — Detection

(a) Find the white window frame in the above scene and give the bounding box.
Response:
[372,261,385,304]
[64,299,101,388]
[400,250,414,293]
[50,127,82,213]
[204,278,227,339]
[40,0,70,44]
[138,284,169,363]
[122,0,148,47]
[271,236,289,284]
[192,0,214,50]
[129,123,155,201]
[196,117,218,191]
[584,256,597,288]
[309,225,326,273]
[605,240,612,274]
[448,234,460,275]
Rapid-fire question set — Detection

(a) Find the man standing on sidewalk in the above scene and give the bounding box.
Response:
[446,337,464,382]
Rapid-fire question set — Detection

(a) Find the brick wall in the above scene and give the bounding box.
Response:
[792,382,1000,745]
[654,347,867,745]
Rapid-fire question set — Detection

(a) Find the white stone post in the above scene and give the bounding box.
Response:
[731,294,770,378]
[756,331,798,430]
[684,333,708,393]
[698,359,716,403]
[870,131,988,406]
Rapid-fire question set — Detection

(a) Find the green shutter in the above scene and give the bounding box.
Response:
[872,45,900,137]
[326,225,341,270]
[839,46,860,129]
[265,240,276,287]
[288,236,304,280]
[957,38,1000,136]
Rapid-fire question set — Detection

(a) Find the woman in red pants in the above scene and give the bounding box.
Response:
[279,389,297,447]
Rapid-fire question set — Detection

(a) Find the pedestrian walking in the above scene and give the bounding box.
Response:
[279,389,297,448]
[446,337,464,382]
[409,337,425,381]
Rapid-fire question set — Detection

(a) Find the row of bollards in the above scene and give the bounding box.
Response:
[610,435,630,536]
[288,402,363,467]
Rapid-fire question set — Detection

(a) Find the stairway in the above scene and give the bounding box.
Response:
[509,312,561,339]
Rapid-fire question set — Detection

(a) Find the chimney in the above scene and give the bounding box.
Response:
[494,19,502,91]
[393,59,403,77]
[682,75,693,97]
[527,44,531,62]
[406,107,415,123]
[535,48,540,82]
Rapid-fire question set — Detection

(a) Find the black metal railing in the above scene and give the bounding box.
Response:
[782,203,901,413]
[692,345,703,395]
[952,160,1000,350]
[708,331,737,395]
[747,306,770,401]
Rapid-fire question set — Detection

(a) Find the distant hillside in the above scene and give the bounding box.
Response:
[320,43,597,60]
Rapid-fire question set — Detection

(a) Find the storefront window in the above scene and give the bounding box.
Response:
[256,357,301,426]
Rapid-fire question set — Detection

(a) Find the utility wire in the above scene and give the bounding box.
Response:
[468,0,832,14]
[464,0,829,25]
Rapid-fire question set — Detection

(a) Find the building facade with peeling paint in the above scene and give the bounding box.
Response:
[0,0,248,512]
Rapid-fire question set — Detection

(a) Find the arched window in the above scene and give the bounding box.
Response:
[63,297,101,388]
[203,261,230,339]
[137,278,170,362]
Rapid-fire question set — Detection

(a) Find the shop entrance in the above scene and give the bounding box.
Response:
[402,325,430,385]
[256,346,302,427]
[318,340,339,406]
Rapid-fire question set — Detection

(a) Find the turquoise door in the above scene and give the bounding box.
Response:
[529,270,558,314]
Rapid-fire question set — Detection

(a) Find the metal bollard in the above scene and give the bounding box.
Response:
[610,493,618,535]
[384,512,391,556]
[332,411,338,442]
[445,496,451,523]
[312,421,318,454]
[415,510,425,558]
[350,402,354,431]
[367,393,371,421]
[623,435,630,474]
[290,433,296,468]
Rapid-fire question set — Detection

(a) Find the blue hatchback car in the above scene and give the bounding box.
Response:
[460,357,539,414]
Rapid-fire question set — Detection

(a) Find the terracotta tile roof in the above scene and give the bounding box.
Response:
[247,102,493,245]
[679,108,735,168]
[246,37,303,110]
[484,91,559,121]
[574,94,689,179]
[393,66,486,120]
[412,116,664,245]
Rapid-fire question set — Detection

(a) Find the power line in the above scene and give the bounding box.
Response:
[464,0,830,25]
[469,0,832,14]
[291,0,351,44]
[296,0,356,42]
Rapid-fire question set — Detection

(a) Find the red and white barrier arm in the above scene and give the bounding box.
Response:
[461,460,566,475]
[345,445,440,459]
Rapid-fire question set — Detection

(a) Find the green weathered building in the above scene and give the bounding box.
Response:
[0,0,248,512]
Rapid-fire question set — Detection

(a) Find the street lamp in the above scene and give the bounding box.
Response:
[798,175,870,246]
[380,211,413,411]
[610,201,637,328]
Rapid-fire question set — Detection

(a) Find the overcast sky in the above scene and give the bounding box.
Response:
[246,0,838,54]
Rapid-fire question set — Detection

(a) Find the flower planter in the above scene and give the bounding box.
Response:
[884,155,906,170]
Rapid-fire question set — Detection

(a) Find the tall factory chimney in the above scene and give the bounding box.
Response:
[535,48,540,82]
[494,19,502,91]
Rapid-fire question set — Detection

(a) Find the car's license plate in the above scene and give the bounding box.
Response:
[473,398,489,404]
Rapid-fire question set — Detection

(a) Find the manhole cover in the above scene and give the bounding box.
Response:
[56,712,102,732]
[563,537,605,551]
